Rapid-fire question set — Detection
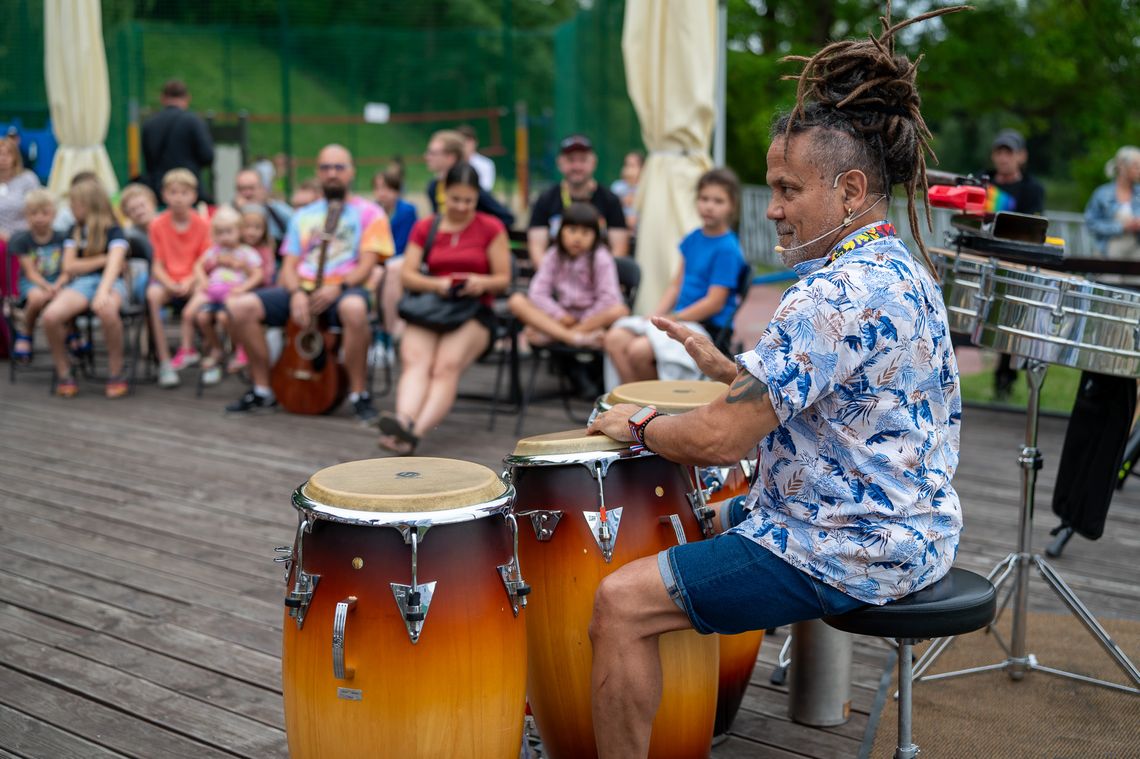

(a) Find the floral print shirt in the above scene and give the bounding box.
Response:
[732,223,963,604]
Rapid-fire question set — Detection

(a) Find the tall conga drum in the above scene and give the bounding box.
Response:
[602,379,766,738]
[506,430,719,759]
[280,458,529,759]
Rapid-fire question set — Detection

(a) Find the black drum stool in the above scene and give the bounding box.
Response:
[824,568,996,759]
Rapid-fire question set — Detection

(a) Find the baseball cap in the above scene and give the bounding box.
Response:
[992,129,1026,152]
[559,134,594,155]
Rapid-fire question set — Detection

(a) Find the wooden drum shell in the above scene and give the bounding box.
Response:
[281,516,526,759]
[511,455,719,759]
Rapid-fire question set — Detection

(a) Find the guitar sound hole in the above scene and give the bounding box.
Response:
[296,330,323,361]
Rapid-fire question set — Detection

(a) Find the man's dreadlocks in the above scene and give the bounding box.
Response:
[773,1,972,271]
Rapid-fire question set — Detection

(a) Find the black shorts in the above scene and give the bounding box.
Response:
[255,286,371,329]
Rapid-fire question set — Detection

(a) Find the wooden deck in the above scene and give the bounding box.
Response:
[1,352,1138,758]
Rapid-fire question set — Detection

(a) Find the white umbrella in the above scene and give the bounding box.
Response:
[44,0,119,196]
[622,0,717,315]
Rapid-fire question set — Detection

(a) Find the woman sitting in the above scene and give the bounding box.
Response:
[378,163,510,455]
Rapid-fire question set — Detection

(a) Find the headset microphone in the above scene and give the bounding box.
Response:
[774,195,886,255]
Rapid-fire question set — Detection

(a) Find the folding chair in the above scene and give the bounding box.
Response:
[706,263,753,358]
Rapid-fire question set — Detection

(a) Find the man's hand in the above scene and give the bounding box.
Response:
[586,402,639,443]
[289,290,312,329]
[651,316,737,384]
[307,284,341,315]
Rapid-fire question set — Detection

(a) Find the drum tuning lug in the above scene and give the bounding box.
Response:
[285,572,320,629]
[498,512,531,615]
[391,582,436,643]
[526,510,563,541]
[660,514,688,546]
[583,508,623,563]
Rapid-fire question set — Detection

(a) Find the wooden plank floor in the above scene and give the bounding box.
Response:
[1,355,1138,758]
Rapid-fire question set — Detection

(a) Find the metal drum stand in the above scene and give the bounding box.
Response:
[911,359,1140,694]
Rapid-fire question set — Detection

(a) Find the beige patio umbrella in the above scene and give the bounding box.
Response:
[44,0,119,196]
[622,0,717,315]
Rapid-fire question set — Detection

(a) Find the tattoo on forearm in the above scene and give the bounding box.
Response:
[726,372,770,404]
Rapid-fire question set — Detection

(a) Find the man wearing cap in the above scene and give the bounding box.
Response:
[985,128,1046,397]
[527,134,629,266]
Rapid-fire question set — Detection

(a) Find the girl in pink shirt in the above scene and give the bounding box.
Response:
[507,202,628,348]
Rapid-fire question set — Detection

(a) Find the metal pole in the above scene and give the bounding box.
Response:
[713,0,727,167]
[278,0,294,196]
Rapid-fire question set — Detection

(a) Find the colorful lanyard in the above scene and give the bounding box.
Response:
[828,221,897,263]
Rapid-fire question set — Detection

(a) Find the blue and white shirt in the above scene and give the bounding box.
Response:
[732,223,963,604]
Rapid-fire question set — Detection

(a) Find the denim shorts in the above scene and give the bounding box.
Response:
[256,286,370,329]
[66,273,127,303]
[658,532,866,635]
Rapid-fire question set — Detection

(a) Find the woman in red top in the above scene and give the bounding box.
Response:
[379,163,510,454]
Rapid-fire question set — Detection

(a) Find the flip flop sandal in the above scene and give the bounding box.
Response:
[378,413,419,451]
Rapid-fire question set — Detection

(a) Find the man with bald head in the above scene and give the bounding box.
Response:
[225,144,394,420]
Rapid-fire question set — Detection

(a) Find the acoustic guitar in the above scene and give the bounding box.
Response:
[270,200,348,415]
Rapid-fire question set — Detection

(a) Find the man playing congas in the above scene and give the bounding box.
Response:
[586,7,968,757]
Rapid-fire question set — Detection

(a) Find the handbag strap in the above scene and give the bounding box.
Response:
[419,215,443,274]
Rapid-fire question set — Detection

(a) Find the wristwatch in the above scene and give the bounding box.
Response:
[628,405,663,449]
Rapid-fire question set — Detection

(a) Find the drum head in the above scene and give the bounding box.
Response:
[607,380,727,413]
[303,457,506,513]
[511,429,628,458]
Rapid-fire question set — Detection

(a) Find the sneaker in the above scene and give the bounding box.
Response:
[352,394,379,424]
[158,361,181,388]
[170,347,201,371]
[227,346,249,374]
[201,365,223,386]
[225,389,278,414]
[105,376,129,399]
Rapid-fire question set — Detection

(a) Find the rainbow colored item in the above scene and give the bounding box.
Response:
[829,221,898,262]
[985,185,1018,213]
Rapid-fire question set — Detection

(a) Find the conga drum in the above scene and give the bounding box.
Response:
[506,430,719,759]
[280,457,529,759]
[602,379,766,738]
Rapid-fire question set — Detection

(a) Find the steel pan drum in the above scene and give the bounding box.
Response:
[931,248,993,336]
[280,458,528,759]
[506,430,719,759]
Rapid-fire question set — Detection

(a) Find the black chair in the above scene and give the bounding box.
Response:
[823,568,996,759]
[706,263,753,359]
[71,233,152,392]
[496,257,641,436]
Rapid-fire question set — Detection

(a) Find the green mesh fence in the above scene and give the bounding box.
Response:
[0,0,644,201]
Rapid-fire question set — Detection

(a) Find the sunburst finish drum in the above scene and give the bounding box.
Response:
[280,458,529,759]
[599,380,765,737]
[506,430,719,759]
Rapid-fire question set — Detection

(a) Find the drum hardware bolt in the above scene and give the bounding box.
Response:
[688,467,719,539]
[498,514,531,615]
[524,510,563,542]
[391,530,436,643]
[660,514,688,546]
[585,462,621,562]
[332,596,357,680]
[351,557,364,570]
[273,546,293,579]
[1132,325,1140,352]
[654,486,665,497]
[285,519,320,629]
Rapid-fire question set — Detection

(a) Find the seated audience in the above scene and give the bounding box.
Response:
[604,167,746,388]
[146,169,211,388]
[378,163,510,455]
[41,178,131,398]
[456,124,496,192]
[1085,145,1140,258]
[424,130,514,227]
[611,150,644,228]
[233,166,293,244]
[371,162,419,342]
[9,189,67,363]
[290,178,321,209]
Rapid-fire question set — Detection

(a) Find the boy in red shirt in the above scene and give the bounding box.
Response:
[146,168,210,387]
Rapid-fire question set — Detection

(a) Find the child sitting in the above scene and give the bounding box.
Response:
[184,206,264,386]
[41,178,131,397]
[508,201,628,348]
[9,189,68,362]
[604,167,747,388]
[146,168,211,388]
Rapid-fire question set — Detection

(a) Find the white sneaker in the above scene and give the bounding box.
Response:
[158,361,181,388]
[201,365,223,386]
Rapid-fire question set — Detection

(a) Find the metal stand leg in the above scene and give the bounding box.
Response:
[894,640,918,759]
[910,360,1140,694]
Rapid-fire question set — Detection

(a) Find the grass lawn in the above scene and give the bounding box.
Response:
[959,360,1080,415]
